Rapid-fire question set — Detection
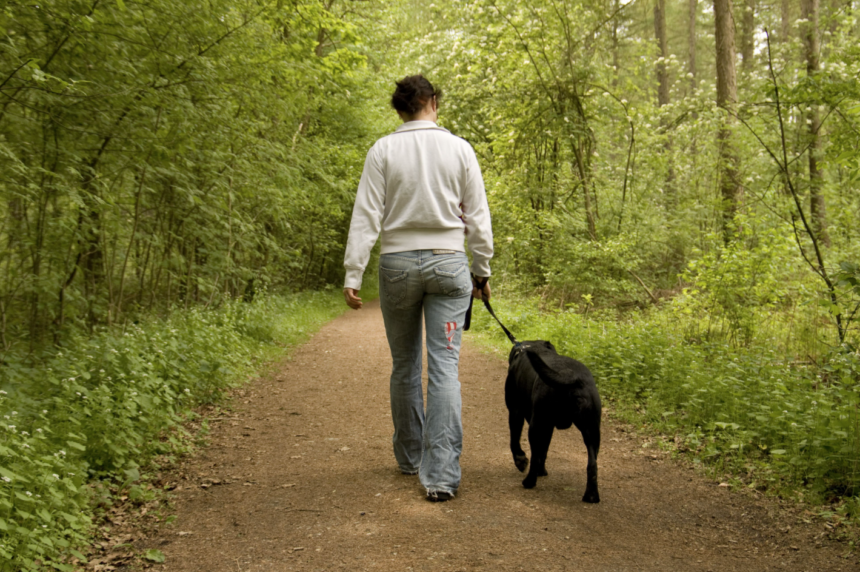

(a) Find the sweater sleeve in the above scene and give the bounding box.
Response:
[343,144,385,290]
[461,147,494,277]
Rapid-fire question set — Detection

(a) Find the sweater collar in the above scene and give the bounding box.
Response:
[394,120,450,134]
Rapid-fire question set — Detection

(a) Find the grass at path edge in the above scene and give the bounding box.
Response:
[0,289,357,571]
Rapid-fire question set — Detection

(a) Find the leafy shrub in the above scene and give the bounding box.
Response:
[676,226,798,345]
[544,233,645,304]
[0,402,90,569]
[0,291,345,571]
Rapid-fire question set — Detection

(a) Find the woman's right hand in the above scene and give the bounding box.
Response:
[472,278,490,302]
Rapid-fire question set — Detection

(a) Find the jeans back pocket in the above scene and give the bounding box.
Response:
[434,263,471,297]
[380,266,408,306]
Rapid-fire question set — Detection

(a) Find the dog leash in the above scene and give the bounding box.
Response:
[464,276,520,346]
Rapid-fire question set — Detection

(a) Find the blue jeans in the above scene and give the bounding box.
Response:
[378,250,472,494]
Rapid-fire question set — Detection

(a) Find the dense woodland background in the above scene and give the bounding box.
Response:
[1,0,859,568]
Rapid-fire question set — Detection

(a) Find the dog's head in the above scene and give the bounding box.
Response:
[510,340,555,362]
[519,340,593,389]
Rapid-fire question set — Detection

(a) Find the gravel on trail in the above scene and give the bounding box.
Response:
[148,300,854,572]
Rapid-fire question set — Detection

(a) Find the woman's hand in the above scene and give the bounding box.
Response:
[472,278,491,302]
[344,288,363,310]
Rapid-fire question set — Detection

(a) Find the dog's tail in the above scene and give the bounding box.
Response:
[525,347,594,389]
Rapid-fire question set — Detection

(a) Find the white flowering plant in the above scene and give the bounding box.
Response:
[0,290,344,569]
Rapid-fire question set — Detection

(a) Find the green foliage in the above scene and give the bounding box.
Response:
[0,0,384,350]
[392,0,710,304]
[383,0,860,328]
[0,401,90,570]
[0,290,346,570]
[676,223,799,345]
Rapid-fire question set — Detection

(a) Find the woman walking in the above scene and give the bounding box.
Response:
[343,75,493,502]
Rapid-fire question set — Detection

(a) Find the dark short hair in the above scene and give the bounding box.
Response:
[391,75,442,116]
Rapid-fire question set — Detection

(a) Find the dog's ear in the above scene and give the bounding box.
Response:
[525,346,570,388]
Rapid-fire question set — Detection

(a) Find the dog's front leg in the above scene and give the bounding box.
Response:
[522,420,554,489]
[508,410,529,472]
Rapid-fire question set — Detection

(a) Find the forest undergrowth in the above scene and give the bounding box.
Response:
[468,283,860,540]
[0,290,348,571]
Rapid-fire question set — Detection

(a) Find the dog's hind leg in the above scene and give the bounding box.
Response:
[581,427,600,503]
[508,410,529,472]
[522,420,554,489]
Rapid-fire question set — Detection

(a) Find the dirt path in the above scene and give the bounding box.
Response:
[148,300,853,571]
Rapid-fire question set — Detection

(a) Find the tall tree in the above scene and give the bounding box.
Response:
[689,0,698,94]
[654,0,676,203]
[655,0,670,107]
[802,0,830,245]
[714,0,742,239]
[781,0,792,41]
[740,0,757,70]
[612,0,622,88]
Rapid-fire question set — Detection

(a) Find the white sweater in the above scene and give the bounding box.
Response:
[343,120,494,290]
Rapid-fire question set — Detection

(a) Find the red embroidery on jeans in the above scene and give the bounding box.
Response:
[446,322,457,350]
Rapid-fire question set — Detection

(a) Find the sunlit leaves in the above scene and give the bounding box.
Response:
[0,0,377,349]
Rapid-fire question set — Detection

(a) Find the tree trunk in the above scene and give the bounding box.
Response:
[781,0,792,42]
[612,0,621,88]
[79,131,115,329]
[654,0,670,107]
[714,0,742,240]
[7,196,25,342]
[688,0,697,94]
[80,192,105,330]
[29,192,48,349]
[802,0,830,246]
[654,0,676,205]
[688,0,699,166]
[826,0,843,36]
[740,0,756,70]
[570,138,597,240]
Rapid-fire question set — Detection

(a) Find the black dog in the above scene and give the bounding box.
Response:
[505,340,601,503]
